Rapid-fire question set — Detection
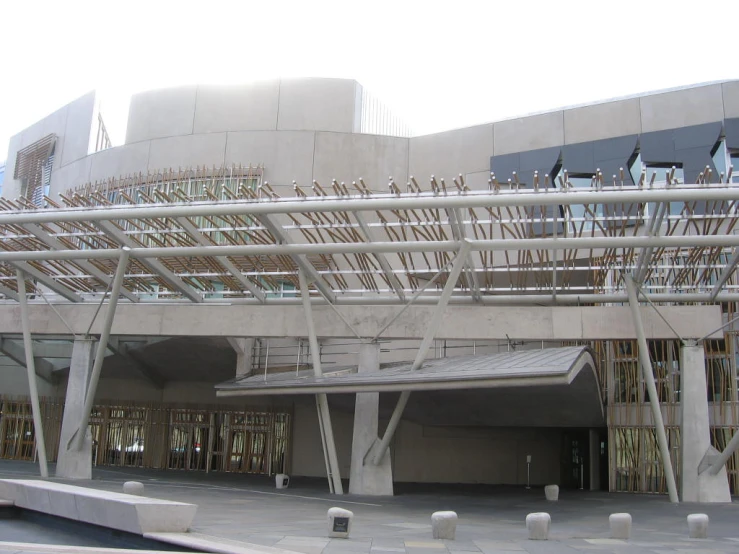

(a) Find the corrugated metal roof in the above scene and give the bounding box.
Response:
[216,345,596,396]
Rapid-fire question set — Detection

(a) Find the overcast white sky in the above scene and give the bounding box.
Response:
[1,0,737,161]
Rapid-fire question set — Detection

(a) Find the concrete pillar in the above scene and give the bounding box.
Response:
[349,342,393,495]
[589,429,600,491]
[229,338,255,377]
[56,338,95,479]
[680,343,731,502]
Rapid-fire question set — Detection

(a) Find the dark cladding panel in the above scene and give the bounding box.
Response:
[642,122,721,178]
[519,146,561,172]
[490,153,519,182]
[724,118,739,149]
[597,159,632,185]
[492,147,561,189]
[517,146,561,188]
[593,135,639,163]
[640,130,676,163]
[562,142,595,174]
[672,122,722,151]
[679,146,715,183]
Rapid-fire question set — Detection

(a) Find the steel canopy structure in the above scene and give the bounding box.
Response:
[0,174,738,307]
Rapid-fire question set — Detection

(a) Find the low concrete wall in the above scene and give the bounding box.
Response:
[0,479,197,534]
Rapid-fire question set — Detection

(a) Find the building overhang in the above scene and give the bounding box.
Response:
[216,346,605,427]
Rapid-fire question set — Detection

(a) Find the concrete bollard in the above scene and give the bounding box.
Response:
[526,512,550,540]
[327,507,353,539]
[544,484,559,501]
[609,513,631,540]
[431,511,457,540]
[275,474,290,489]
[122,481,144,495]
[687,514,709,539]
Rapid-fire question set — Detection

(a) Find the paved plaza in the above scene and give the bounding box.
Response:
[0,460,738,553]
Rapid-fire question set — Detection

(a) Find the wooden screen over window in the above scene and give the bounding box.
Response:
[14,134,56,204]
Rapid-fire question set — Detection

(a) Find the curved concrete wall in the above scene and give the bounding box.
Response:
[124,78,362,144]
[4,79,739,202]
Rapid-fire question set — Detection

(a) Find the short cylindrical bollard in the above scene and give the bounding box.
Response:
[526,512,550,540]
[687,514,709,539]
[431,511,457,540]
[327,507,353,539]
[609,513,631,540]
[275,474,290,489]
[544,484,559,501]
[122,481,144,495]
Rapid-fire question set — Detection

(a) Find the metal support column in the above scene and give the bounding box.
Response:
[298,268,343,494]
[71,248,131,450]
[709,430,739,476]
[16,270,49,478]
[372,241,472,465]
[625,275,679,503]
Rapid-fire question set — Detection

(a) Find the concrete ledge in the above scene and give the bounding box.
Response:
[0,479,197,535]
[146,531,302,554]
[0,498,14,507]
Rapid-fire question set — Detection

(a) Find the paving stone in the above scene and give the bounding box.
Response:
[3,460,739,554]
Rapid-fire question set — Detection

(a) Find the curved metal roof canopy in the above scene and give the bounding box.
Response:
[216,346,604,427]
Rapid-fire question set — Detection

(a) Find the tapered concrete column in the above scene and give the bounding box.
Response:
[349,342,393,495]
[56,338,95,479]
[680,343,731,502]
[227,337,254,377]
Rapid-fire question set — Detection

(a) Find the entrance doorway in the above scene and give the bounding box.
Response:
[561,428,608,490]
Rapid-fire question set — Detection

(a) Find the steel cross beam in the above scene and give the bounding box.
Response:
[298,268,343,494]
[708,430,739,475]
[710,249,739,301]
[353,212,405,301]
[634,202,667,284]
[256,213,336,303]
[95,220,203,303]
[71,248,131,450]
[0,284,19,301]
[10,261,82,302]
[176,217,266,303]
[371,241,472,465]
[448,208,481,302]
[0,337,55,383]
[16,270,49,477]
[2,186,739,225]
[22,223,139,303]
[625,275,680,503]
[7,235,739,263]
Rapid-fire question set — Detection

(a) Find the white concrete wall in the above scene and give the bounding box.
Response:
[3,92,96,199]
[723,81,739,118]
[124,79,361,145]
[639,83,725,133]
[125,86,198,144]
[10,79,737,200]
[408,124,493,186]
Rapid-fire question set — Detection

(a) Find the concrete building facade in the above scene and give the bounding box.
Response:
[1,78,739,501]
